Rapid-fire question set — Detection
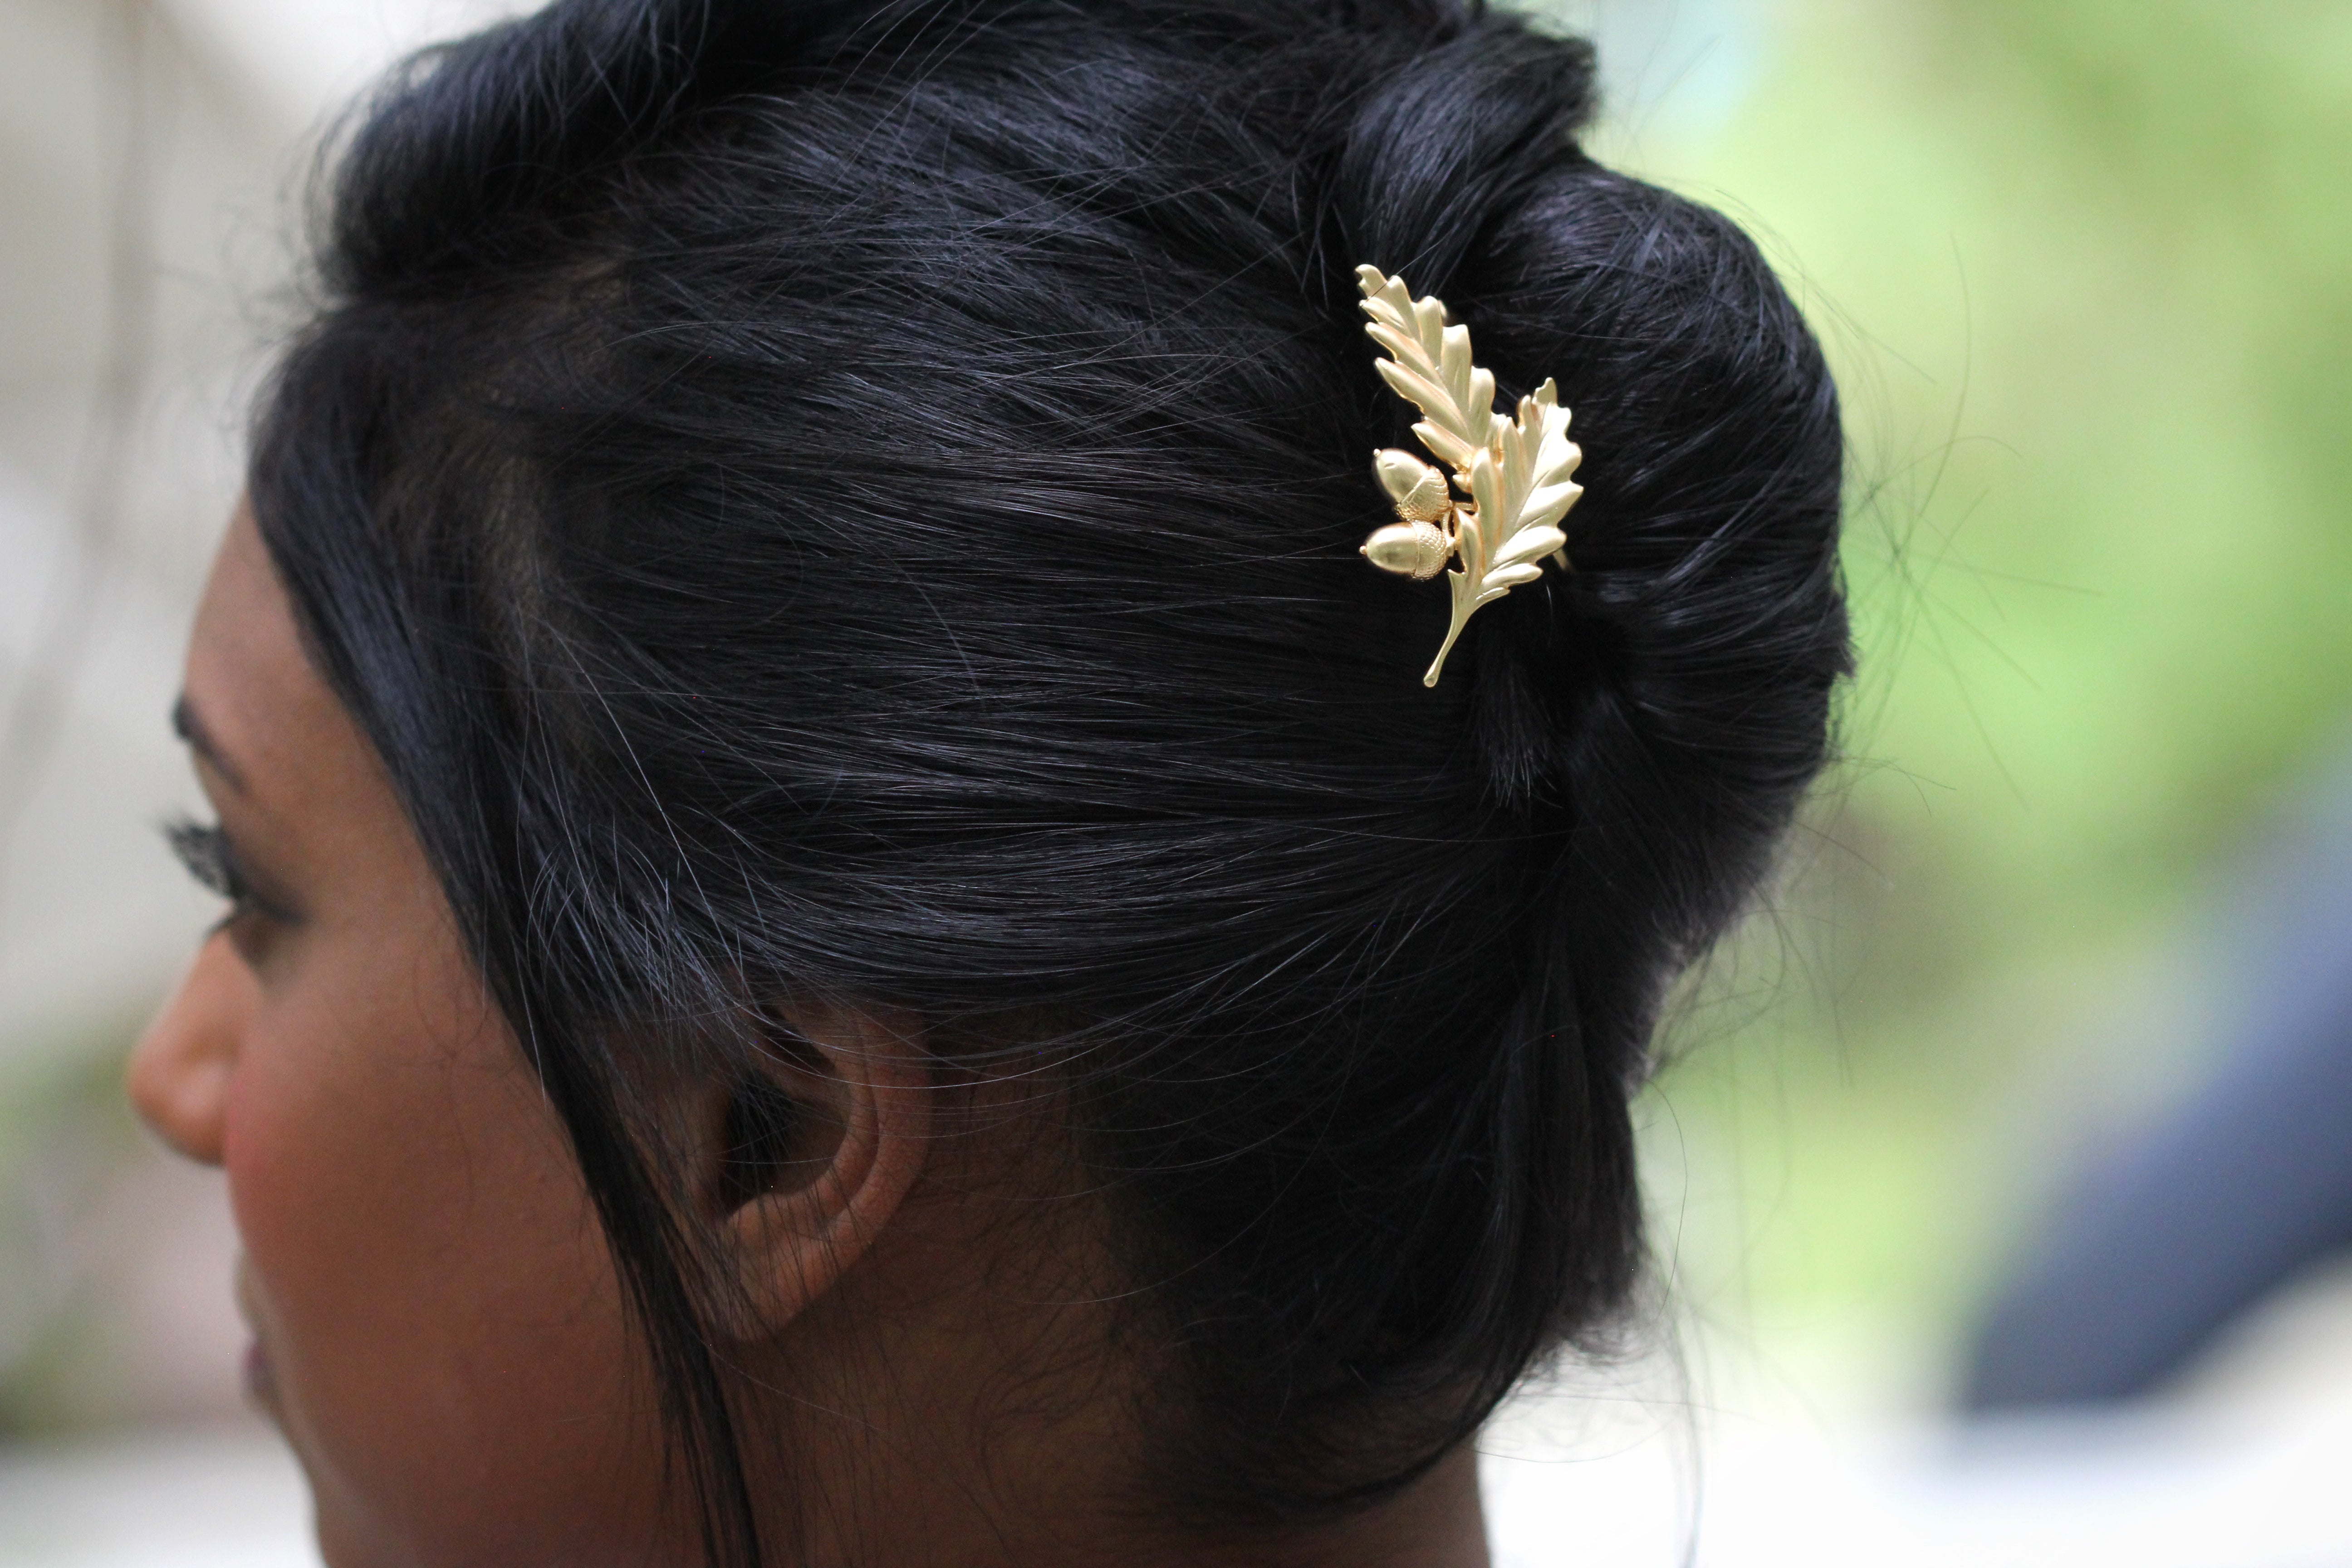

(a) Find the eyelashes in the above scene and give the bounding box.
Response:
[165,816,248,905]
[163,814,301,930]
[165,812,310,941]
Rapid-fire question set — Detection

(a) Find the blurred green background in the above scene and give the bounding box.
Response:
[1,0,2347,1441]
[1571,0,2352,1414]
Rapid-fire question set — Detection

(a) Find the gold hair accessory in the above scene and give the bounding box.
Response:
[1355,265,1583,687]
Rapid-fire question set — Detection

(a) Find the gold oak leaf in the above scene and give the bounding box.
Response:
[1355,265,1585,686]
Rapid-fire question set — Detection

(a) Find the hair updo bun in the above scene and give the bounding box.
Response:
[253,0,1847,1556]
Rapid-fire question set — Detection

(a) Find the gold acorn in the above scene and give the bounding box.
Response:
[1361,519,1455,581]
[1374,448,1453,521]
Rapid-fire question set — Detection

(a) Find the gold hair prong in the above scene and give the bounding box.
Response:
[1354,264,1584,686]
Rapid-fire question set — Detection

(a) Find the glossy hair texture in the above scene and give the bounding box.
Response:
[248,0,1848,1558]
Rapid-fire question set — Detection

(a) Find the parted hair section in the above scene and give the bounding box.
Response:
[249,0,1848,1558]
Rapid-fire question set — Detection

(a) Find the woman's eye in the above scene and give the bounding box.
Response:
[166,817,245,901]
[163,816,282,925]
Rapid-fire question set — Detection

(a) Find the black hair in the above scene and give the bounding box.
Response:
[248,0,1848,1559]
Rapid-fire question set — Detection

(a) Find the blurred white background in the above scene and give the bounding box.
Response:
[0,1,541,1459]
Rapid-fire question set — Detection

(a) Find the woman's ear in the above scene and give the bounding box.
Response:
[696,1000,933,1339]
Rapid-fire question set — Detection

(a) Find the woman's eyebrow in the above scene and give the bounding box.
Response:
[171,694,249,795]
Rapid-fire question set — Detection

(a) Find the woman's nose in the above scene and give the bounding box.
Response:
[127,933,254,1166]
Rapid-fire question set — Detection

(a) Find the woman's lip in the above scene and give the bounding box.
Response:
[231,1257,280,1416]
[241,1336,279,1413]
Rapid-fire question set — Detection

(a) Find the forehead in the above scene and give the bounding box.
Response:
[183,506,386,827]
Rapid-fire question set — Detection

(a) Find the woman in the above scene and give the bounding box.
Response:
[126,0,1848,1563]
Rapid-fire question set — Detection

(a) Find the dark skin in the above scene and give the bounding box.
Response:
[128,506,1492,1568]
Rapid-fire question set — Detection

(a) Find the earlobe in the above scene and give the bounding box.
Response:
[711,1001,933,1338]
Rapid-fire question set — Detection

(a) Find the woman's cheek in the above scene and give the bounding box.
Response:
[218,1004,451,1558]
[220,980,678,1563]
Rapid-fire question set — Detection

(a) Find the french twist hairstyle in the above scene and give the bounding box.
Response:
[249,0,1849,1559]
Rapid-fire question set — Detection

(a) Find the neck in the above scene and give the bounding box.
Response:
[753,1414,1493,1568]
[1097,1446,1494,1568]
[1265,1448,1491,1568]
[740,1098,1494,1568]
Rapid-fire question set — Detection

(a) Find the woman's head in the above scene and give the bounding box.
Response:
[131,0,1847,1562]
